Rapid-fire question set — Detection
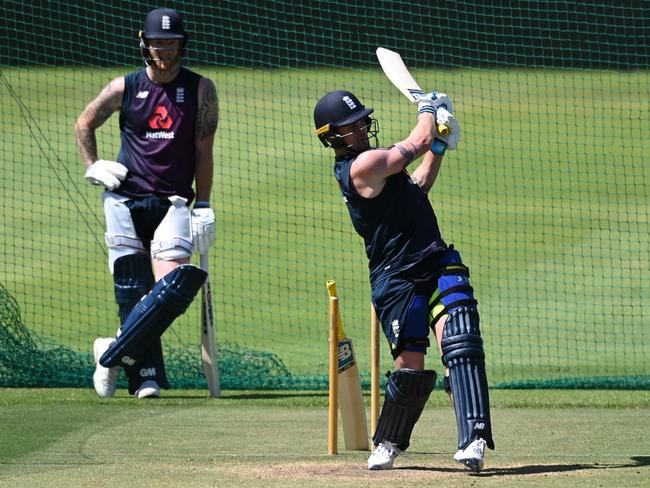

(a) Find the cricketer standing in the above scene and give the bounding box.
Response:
[74,7,218,399]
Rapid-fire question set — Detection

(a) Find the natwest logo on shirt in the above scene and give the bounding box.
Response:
[146,105,175,140]
[148,105,173,129]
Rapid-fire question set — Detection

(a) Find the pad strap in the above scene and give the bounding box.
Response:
[442,305,494,450]
[443,375,452,395]
[373,369,437,451]
[105,234,146,252]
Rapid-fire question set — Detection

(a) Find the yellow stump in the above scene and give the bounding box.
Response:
[370,305,380,438]
[328,296,339,455]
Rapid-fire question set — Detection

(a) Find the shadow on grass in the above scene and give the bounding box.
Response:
[224,392,328,400]
[397,456,650,476]
[161,391,329,400]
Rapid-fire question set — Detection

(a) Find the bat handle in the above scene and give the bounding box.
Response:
[200,252,209,272]
[438,124,449,136]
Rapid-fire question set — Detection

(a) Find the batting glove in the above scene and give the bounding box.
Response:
[191,203,216,255]
[84,160,128,191]
[430,107,461,155]
[416,91,453,115]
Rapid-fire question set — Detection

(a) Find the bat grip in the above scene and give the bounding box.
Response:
[437,124,449,136]
[200,252,210,274]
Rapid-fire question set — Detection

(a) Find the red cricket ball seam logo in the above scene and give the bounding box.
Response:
[148,105,173,129]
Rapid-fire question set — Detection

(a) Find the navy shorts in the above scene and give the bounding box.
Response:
[371,247,477,359]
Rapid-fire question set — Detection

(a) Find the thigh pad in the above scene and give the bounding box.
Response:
[103,192,145,272]
[150,196,193,261]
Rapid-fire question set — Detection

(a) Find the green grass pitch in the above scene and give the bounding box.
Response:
[0,388,649,487]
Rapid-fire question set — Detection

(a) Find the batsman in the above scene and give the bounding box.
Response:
[74,7,218,398]
[314,89,494,472]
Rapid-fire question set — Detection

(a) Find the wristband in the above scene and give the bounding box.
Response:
[418,106,436,115]
[194,201,210,209]
[430,138,447,155]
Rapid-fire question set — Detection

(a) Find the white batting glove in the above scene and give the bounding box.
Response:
[430,108,461,155]
[416,91,453,115]
[191,205,216,255]
[84,160,128,190]
[437,108,460,150]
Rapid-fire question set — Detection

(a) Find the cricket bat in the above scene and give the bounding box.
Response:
[376,47,449,136]
[200,252,221,398]
[326,280,369,451]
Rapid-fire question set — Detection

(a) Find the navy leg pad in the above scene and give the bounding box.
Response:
[113,254,155,324]
[100,265,207,368]
[113,254,167,392]
[372,369,437,451]
[442,305,494,450]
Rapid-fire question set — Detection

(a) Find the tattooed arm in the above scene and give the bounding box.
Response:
[194,77,218,203]
[74,77,124,167]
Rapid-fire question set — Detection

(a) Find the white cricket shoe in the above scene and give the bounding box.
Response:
[368,441,402,470]
[453,438,486,473]
[135,380,160,399]
[92,338,119,398]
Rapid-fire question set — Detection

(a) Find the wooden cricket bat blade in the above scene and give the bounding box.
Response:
[200,253,221,398]
[338,337,369,450]
[376,47,424,102]
[376,47,450,136]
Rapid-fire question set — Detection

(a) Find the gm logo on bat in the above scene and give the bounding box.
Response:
[338,339,356,373]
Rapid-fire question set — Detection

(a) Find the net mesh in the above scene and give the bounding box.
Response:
[1,0,648,390]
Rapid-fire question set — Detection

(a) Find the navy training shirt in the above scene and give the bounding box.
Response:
[117,67,201,201]
[334,154,447,282]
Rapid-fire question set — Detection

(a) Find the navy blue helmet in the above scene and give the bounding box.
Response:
[139,8,188,66]
[314,90,375,148]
